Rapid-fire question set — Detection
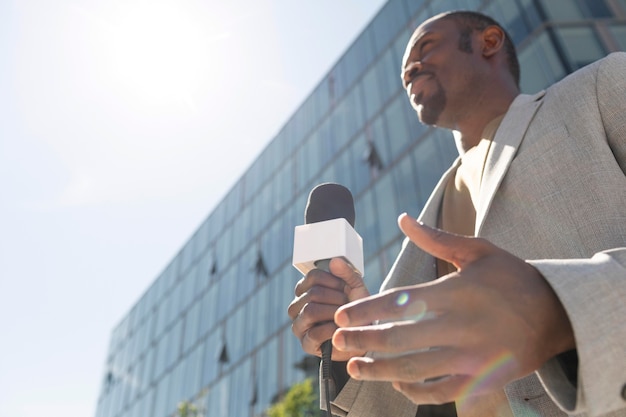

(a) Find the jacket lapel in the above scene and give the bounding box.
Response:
[475,92,546,235]
[418,157,460,226]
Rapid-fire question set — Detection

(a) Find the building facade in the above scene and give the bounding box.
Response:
[94,1,626,416]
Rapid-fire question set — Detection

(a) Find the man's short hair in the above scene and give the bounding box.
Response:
[440,10,521,87]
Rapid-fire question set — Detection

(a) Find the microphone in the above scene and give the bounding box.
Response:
[293,183,364,277]
[292,183,364,414]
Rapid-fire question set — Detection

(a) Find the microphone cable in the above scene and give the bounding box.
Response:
[321,340,333,417]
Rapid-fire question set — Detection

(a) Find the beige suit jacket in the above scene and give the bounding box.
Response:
[331,53,626,417]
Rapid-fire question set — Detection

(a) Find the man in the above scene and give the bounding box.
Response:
[288,10,626,417]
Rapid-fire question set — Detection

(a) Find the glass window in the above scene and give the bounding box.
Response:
[378,48,402,107]
[349,83,367,140]
[283,328,309,388]
[229,360,252,417]
[369,115,392,168]
[225,305,246,364]
[279,265,295,329]
[216,267,235,322]
[168,281,183,326]
[392,153,421,217]
[582,0,612,18]
[166,360,185,414]
[330,149,355,193]
[179,239,195,278]
[153,371,170,417]
[257,338,279,411]
[364,251,383,291]
[215,229,233,276]
[234,245,256,305]
[200,330,220,387]
[371,0,406,52]
[541,0,584,21]
[274,158,294,213]
[374,172,401,247]
[317,105,342,164]
[609,24,626,50]
[384,95,412,160]
[485,0,530,44]
[183,300,200,354]
[185,343,203,402]
[296,135,320,192]
[266,276,282,336]
[392,27,413,72]
[198,283,217,339]
[412,130,451,208]
[356,190,380,259]
[556,26,606,68]
[140,388,155,417]
[167,319,183,370]
[193,252,211,295]
[141,346,155,388]
[261,219,283,276]
[251,283,269,347]
[362,63,384,121]
[518,0,543,28]
[349,133,371,196]
[519,31,567,93]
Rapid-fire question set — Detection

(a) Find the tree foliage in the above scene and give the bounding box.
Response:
[266,378,323,417]
[176,401,199,417]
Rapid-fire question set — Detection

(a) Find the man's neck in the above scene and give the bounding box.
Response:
[454,91,519,152]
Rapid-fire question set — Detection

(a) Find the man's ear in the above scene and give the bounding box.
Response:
[481,25,506,58]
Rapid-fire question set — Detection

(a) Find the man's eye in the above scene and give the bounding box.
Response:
[420,40,433,52]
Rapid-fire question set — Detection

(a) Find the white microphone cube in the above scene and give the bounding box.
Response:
[292,218,364,276]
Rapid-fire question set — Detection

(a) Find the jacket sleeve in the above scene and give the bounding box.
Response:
[530,249,626,416]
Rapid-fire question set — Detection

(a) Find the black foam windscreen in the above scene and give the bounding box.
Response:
[304,183,355,227]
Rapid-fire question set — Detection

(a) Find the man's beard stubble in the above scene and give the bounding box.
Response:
[418,79,446,126]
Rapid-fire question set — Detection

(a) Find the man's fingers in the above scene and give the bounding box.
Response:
[288,284,349,320]
[393,374,473,406]
[333,317,452,354]
[335,284,449,328]
[397,213,487,269]
[344,348,461,383]
[328,258,369,299]
[294,269,346,297]
[300,321,338,357]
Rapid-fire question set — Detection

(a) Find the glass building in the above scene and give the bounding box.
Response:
[94,1,626,416]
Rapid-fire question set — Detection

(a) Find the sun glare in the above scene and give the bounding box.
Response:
[101,2,214,109]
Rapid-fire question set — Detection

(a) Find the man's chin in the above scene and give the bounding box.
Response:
[418,109,439,126]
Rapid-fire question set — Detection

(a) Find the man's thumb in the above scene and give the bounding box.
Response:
[397,213,484,269]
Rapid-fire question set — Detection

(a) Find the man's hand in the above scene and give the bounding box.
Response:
[288,257,370,361]
[332,213,575,405]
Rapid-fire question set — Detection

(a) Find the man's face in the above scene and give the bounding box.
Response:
[401,17,483,127]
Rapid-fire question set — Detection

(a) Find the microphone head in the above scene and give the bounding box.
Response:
[305,183,355,227]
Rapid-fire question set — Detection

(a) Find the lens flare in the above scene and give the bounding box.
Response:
[395,292,428,322]
[455,351,517,408]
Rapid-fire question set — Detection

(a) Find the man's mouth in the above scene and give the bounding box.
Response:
[410,74,432,104]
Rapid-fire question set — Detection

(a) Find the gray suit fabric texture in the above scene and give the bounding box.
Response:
[330,53,626,417]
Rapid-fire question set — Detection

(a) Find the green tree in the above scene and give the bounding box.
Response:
[266,378,323,417]
[176,401,199,417]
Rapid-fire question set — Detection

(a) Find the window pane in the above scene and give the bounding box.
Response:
[356,190,380,259]
[519,31,566,93]
[384,95,412,160]
[373,172,400,247]
[541,0,584,21]
[412,130,452,208]
[609,24,626,51]
[556,26,606,68]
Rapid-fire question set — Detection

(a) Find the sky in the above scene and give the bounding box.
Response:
[0,1,388,416]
